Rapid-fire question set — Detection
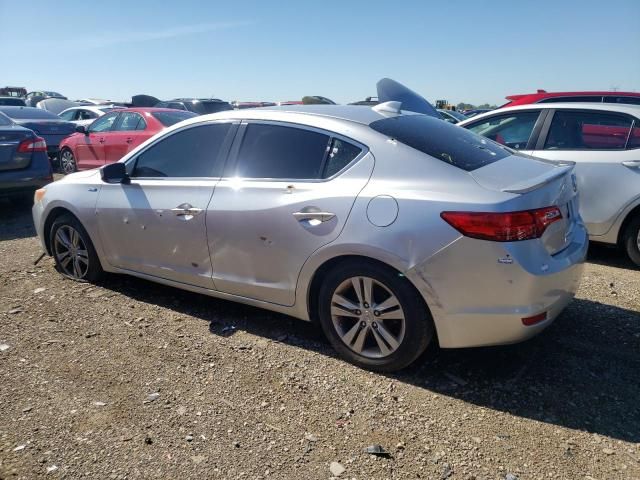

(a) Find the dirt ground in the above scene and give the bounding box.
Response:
[1,198,639,480]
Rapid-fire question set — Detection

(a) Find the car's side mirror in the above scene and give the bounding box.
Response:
[100,162,130,185]
[76,125,88,134]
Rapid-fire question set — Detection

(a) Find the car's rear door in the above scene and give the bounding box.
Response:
[96,121,236,288]
[75,111,119,169]
[208,121,373,306]
[528,108,638,236]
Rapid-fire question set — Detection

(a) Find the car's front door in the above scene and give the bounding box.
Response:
[528,109,638,236]
[105,112,150,164]
[75,112,119,169]
[95,121,236,288]
[208,121,373,306]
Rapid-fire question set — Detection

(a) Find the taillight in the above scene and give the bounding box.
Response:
[17,137,47,153]
[441,207,562,242]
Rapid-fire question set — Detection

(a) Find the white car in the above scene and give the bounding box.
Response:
[58,106,123,127]
[459,103,640,265]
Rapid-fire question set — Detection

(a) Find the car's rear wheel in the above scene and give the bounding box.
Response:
[49,214,103,282]
[318,261,434,372]
[59,148,77,174]
[622,214,640,267]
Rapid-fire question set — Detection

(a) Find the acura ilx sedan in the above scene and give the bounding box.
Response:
[32,97,587,371]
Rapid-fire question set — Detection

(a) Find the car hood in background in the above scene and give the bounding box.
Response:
[376,78,440,118]
[36,98,81,115]
[131,94,160,107]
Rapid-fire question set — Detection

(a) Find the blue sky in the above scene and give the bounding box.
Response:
[1,0,638,105]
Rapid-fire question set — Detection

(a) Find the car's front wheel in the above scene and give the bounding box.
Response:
[622,214,640,267]
[318,261,434,372]
[59,148,77,174]
[49,214,103,282]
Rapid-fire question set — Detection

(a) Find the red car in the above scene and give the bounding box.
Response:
[500,90,640,109]
[58,108,196,173]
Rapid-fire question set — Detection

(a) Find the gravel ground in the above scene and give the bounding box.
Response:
[1,197,639,480]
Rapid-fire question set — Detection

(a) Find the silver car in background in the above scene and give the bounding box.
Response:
[459,103,640,266]
[32,102,587,371]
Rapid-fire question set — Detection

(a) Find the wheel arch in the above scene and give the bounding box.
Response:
[617,203,640,246]
[43,207,83,255]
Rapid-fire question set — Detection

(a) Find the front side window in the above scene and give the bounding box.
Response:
[130,123,231,178]
[544,110,633,150]
[234,123,330,179]
[89,112,119,133]
[466,112,540,149]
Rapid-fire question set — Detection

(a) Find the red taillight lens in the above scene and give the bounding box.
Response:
[17,137,47,153]
[441,207,562,242]
[522,312,547,326]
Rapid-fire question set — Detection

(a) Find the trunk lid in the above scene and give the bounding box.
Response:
[472,154,580,256]
[17,120,75,148]
[0,126,33,171]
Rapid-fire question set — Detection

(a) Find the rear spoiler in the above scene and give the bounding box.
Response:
[501,163,575,194]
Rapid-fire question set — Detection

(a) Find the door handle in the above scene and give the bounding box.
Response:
[622,160,640,169]
[293,211,336,222]
[171,203,203,217]
[99,137,106,143]
[126,138,133,144]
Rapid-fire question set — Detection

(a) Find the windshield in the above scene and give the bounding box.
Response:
[0,107,60,120]
[152,110,197,127]
[370,114,509,171]
[0,112,13,126]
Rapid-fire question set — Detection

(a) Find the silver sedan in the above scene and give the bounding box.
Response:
[32,103,587,371]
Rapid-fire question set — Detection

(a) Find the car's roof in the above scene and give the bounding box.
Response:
[190,104,409,126]
[459,102,640,125]
[506,90,640,100]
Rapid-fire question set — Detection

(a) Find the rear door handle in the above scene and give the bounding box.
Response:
[293,211,336,222]
[622,160,640,169]
[98,137,106,143]
[126,137,133,144]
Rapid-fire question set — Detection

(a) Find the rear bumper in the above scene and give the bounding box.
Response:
[0,160,52,197]
[406,224,588,348]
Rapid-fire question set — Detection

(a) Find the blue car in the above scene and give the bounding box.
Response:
[0,111,52,202]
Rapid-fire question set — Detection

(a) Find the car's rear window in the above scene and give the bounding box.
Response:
[152,110,197,127]
[193,102,233,115]
[370,114,509,171]
[0,107,60,120]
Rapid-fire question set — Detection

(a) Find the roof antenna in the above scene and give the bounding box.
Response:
[372,101,402,115]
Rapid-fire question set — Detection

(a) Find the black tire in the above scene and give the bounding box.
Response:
[49,213,103,282]
[622,214,640,267]
[59,148,77,174]
[317,260,434,372]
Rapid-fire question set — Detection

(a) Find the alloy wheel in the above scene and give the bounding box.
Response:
[330,276,406,358]
[53,225,89,279]
[60,150,76,174]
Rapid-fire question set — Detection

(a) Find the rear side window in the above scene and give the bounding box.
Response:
[465,112,540,149]
[131,123,231,178]
[152,110,196,127]
[603,96,640,105]
[544,111,633,150]
[323,138,361,178]
[371,114,509,171]
[234,124,330,179]
[115,112,144,131]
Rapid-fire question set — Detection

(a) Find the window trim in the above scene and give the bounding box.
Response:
[536,108,639,151]
[124,120,239,181]
[223,120,369,183]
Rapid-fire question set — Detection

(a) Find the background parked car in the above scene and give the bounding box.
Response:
[155,98,233,115]
[58,108,196,173]
[500,90,640,108]
[24,91,66,107]
[349,97,380,106]
[0,97,26,106]
[58,105,124,126]
[0,86,27,98]
[35,98,80,115]
[0,111,52,203]
[462,108,493,118]
[0,106,75,168]
[437,109,468,123]
[459,103,640,265]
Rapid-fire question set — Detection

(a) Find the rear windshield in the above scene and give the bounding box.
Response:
[0,107,59,120]
[370,114,509,171]
[192,102,233,115]
[152,110,197,127]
